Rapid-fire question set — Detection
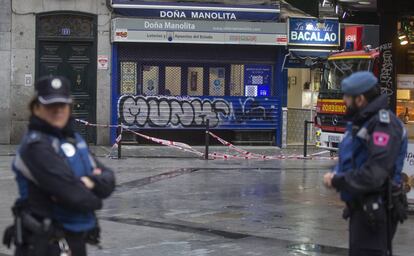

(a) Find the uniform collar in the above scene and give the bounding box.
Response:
[28,115,75,139]
[352,94,388,126]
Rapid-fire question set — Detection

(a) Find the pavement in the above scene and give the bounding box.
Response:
[0,145,412,256]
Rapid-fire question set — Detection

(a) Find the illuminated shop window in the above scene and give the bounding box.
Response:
[243,65,272,97]
[142,66,159,96]
[165,66,182,96]
[120,62,137,94]
[209,67,225,96]
[230,65,244,96]
[396,17,414,139]
[397,75,414,124]
[187,67,204,96]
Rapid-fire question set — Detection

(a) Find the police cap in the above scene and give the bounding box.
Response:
[341,71,378,96]
[35,76,72,104]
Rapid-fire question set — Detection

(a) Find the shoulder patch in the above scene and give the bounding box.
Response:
[373,131,390,147]
[379,109,390,124]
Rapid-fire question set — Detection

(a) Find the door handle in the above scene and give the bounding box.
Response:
[76,74,81,86]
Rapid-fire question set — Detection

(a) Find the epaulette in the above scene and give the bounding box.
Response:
[26,131,42,144]
[379,109,390,124]
[25,131,60,153]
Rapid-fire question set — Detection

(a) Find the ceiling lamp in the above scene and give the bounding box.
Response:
[358,1,371,5]
[399,33,409,45]
[401,39,409,45]
[399,33,407,40]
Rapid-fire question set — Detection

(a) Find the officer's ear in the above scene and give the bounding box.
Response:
[29,97,40,114]
[354,95,367,108]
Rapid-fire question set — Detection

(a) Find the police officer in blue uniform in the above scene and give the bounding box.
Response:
[323,72,408,256]
[3,76,115,256]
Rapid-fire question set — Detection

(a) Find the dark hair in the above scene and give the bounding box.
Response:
[363,85,381,103]
[29,96,40,113]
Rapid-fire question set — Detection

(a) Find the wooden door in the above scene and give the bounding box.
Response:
[36,12,97,143]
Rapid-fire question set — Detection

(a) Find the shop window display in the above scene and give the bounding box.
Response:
[396,17,414,139]
[187,67,204,96]
[119,61,273,98]
[142,66,159,96]
[165,66,182,96]
[209,67,226,96]
[120,62,137,94]
[397,75,414,124]
[230,65,244,96]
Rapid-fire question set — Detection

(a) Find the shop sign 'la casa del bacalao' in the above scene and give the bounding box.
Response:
[288,17,340,47]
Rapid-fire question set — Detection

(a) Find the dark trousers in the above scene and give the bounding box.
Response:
[15,232,87,256]
[348,207,397,256]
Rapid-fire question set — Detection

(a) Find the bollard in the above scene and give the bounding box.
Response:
[85,123,89,144]
[281,107,288,149]
[303,120,314,157]
[117,118,122,159]
[205,119,210,160]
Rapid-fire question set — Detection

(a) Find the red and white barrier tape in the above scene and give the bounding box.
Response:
[106,132,123,158]
[126,129,204,157]
[75,119,204,157]
[208,131,337,160]
[76,119,118,129]
[75,119,337,160]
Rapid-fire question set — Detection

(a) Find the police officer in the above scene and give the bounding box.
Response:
[323,71,408,256]
[3,76,115,256]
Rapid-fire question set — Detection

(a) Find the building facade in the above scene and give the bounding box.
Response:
[0,0,291,146]
[1,0,333,146]
[1,0,112,144]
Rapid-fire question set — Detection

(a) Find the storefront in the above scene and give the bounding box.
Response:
[396,18,414,140]
[377,0,414,202]
[109,1,288,145]
[395,14,414,202]
[284,17,340,144]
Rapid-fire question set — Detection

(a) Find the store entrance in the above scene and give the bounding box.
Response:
[37,41,97,142]
[286,68,321,145]
[36,12,97,143]
[116,43,280,145]
[396,16,414,140]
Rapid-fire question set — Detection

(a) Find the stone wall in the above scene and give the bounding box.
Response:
[0,0,11,144]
